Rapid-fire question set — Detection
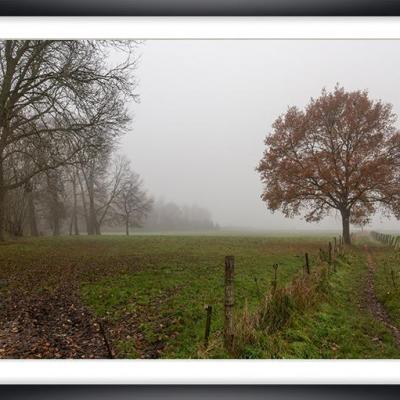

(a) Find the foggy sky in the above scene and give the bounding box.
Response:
[120,40,400,231]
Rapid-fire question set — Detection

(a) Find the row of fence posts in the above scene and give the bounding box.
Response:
[317,235,345,273]
[371,231,400,249]
[371,231,399,290]
[203,255,235,352]
[203,235,346,353]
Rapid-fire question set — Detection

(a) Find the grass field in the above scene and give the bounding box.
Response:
[0,233,399,358]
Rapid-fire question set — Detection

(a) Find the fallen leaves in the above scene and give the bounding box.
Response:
[0,284,111,359]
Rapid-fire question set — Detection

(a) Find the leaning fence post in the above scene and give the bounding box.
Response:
[305,253,310,274]
[224,255,235,353]
[204,305,212,347]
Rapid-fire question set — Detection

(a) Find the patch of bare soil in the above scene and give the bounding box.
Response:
[363,246,400,346]
[0,269,181,359]
[0,285,110,359]
[0,252,145,359]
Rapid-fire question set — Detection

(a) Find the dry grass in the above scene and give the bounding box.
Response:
[233,261,330,357]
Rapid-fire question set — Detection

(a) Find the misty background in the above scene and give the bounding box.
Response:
[121,40,400,232]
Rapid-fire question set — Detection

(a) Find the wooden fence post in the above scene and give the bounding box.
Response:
[305,253,310,274]
[272,263,279,292]
[204,305,212,347]
[328,242,332,265]
[224,255,235,353]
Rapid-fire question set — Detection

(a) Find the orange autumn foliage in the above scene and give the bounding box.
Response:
[257,86,400,244]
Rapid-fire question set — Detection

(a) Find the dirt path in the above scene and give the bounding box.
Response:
[363,245,400,346]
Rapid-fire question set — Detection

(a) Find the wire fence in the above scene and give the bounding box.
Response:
[204,234,348,354]
[371,231,400,249]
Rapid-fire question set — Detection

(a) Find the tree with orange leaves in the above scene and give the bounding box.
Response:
[257,86,400,244]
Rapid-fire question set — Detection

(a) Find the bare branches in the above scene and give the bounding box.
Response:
[111,157,153,235]
[0,40,139,239]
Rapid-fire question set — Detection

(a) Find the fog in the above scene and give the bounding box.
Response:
[120,40,400,231]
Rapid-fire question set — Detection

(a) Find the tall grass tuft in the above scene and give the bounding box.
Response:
[233,261,330,357]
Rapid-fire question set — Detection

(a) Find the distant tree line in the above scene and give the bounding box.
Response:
[141,199,219,232]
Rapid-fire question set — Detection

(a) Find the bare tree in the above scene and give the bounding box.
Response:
[78,152,129,234]
[0,40,138,240]
[113,162,153,235]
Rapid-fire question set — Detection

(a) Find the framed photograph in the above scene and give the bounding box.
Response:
[1,0,400,398]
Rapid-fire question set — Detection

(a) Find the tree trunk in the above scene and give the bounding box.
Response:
[95,220,101,235]
[126,218,129,236]
[0,186,5,242]
[341,209,351,245]
[77,172,89,234]
[53,208,60,236]
[47,173,61,236]
[25,183,39,237]
[0,155,4,241]
[72,173,79,235]
[88,195,96,235]
[86,172,100,235]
